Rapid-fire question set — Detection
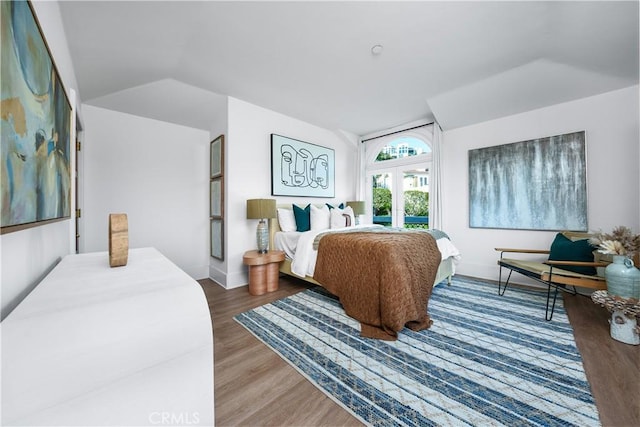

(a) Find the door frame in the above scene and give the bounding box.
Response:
[363,130,433,226]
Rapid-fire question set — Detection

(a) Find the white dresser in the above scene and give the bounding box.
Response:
[1,248,214,426]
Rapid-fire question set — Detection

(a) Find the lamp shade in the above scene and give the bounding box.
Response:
[346,201,365,215]
[246,199,276,220]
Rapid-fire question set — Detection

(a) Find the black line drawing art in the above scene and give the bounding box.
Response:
[271,134,334,198]
[279,144,329,190]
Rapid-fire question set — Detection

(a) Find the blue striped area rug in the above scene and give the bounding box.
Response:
[234,276,600,426]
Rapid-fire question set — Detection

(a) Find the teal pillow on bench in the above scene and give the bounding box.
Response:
[548,233,596,276]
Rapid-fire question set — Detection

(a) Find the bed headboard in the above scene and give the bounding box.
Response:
[268,205,285,251]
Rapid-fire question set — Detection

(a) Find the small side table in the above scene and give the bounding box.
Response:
[591,290,640,345]
[243,250,285,296]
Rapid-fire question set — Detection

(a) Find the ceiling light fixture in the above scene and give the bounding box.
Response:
[371,44,384,55]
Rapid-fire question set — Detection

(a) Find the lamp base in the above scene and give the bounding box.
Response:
[256,219,269,253]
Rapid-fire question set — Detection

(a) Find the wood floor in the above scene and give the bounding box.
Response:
[198,275,639,427]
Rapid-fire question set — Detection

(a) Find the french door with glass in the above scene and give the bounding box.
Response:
[367,163,429,229]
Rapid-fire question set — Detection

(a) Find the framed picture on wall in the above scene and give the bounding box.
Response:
[1,1,72,234]
[210,218,224,260]
[210,134,224,178]
[468,130,587,231]
[270,134,335,198]
[210,177,223,218]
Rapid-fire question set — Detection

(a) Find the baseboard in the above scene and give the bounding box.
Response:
[209,265,250,290]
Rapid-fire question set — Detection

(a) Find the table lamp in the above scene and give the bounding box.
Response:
[246,199,276,253]
[346,201,365,225]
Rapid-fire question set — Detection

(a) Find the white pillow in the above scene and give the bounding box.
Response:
[310,205,330,230]
[277,208,297,232]
[330,206,355,229]
[344,206,355,225]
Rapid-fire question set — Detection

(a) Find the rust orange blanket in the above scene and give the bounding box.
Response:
[313,231,441,340]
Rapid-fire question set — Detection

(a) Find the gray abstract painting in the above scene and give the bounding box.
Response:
[469,131,587,231]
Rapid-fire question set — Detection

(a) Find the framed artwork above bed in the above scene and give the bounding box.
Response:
[271,134,335,198]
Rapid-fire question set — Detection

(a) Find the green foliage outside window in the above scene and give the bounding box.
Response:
[373,187,391,215]
[375,152,393,161]
[404,190,429,216]
[372,188,429,218]
[404,224,428,229]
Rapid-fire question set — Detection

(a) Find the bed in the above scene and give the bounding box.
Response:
[269,204,461,340]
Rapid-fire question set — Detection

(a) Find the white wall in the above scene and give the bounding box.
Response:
[82,105,210,279]
[442,85,640,282]
[217,97,358,288]
[1,1,79,320]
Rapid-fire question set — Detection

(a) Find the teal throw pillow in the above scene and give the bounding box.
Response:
[292,204,311,232]
[548,233,596,276]
[325,203,344,210]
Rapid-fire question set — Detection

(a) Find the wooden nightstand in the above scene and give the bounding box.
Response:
[243,250,285,295]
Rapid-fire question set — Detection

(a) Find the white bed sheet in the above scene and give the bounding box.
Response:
[274,230,303,260]
[274,226,461,278]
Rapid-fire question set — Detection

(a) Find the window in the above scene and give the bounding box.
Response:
[375,137,431,162]
[366,133,432,229]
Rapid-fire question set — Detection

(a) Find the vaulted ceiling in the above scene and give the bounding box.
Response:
[59,1,639,135]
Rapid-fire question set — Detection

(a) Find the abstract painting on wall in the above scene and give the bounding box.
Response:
[1,1,72,234]
[271,134,335,198]
[469,131,587,231]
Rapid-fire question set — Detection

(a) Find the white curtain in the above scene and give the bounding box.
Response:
[429,123,444,230]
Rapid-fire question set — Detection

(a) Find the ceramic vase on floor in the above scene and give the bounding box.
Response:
[609,310,640,345]
[605,255,640,299]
